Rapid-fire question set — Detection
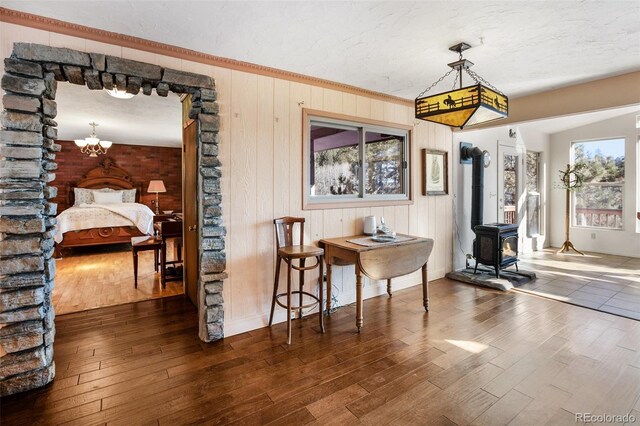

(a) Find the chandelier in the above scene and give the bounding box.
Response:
[74,122,113,157]
[104,88,134,100]
[415,42,508,129]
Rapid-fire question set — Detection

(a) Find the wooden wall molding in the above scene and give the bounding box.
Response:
[0,7,412,107]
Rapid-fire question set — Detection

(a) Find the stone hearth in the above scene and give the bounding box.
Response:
[0,43,226,395]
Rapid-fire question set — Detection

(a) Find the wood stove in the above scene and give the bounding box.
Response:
[461,144,520,278]
[473,223,519,278]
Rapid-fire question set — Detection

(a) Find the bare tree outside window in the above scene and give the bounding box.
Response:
[365,133,403,195]
[308,118,409,204]
[503,154,518,224]
[313,144,359,195]
[526,152,541,237]
[526,152,540,193]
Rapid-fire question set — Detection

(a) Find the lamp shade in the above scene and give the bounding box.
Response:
[416,84,508,129]
[147,180,166,193]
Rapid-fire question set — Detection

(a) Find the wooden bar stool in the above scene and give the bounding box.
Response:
[269,217,325,345]
[131,236,162,288]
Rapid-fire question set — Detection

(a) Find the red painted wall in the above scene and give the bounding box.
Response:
[53,140,182,213]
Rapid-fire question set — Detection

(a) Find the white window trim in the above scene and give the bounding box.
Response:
[525,150,543,237]
[570,137,626,231]
[302,109,413,210]
[637,135,640,234]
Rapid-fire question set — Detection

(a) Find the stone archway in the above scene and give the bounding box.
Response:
[0,43,226,395]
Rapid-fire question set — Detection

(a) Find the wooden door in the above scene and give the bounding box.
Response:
[182,98,198,306]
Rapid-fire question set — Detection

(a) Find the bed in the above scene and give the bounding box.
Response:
[54,158,154,252]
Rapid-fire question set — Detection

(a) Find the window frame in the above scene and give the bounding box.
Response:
[570,137,626,231]
[525,150,542,237]
[637,135,640,234]
[302,109,413,210]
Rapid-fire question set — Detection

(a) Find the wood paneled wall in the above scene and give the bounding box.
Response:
[216,71,453,334]
[0,22,453,336]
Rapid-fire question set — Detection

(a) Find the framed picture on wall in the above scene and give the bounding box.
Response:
[422,149,448,195]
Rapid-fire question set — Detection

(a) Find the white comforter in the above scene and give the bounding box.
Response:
[54,203,155,243]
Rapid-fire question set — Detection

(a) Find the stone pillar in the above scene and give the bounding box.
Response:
[191,88,226,342]
[0,57,56,396]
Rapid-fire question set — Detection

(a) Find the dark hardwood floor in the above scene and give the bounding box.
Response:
[2,278,640,425]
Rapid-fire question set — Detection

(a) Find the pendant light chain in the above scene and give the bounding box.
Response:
[465,68,506,96]
[415,68,455,99]
[452,69,461,91]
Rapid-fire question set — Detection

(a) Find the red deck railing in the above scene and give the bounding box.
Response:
[504,205,516,224]
[575,207,623,228]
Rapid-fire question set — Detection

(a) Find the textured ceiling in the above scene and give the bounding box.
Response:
[54,83,182,148]
[3,1,639,146]
[5,1,640,99]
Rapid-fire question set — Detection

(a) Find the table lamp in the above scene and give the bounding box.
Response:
[147,180,166,215]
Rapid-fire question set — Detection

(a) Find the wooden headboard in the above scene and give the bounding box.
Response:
[66,157,143,206]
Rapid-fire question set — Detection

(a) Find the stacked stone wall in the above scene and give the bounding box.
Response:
[192,90,226,342]
[0,43,225,395]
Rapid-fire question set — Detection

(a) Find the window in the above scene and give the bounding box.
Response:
[572,138,625,229]
[502,153,518,224]
[304,111,410,208]
[526,152,541,236]
[526,152,540,194]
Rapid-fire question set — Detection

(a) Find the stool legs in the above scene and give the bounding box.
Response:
[326,264,332,315]
[153,249,159,272]
[286,259,293,345]
[298,258,306,320]
[269,256,282,326]
[160,239,167,289]
[133,251,139,288]
[318,255,325,333]
[270,254,324,345]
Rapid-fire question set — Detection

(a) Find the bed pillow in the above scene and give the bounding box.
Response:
[93,191,123,204]
[122,188,136,203]
[94,188,136,203]
[73,188,94,206]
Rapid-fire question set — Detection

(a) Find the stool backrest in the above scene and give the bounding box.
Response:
[273,217,304,248]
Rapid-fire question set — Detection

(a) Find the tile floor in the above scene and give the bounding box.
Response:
[516,248,640,320]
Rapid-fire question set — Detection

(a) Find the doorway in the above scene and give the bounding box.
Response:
[181,94,198,306]
[51,83,187,314]
[0,42,226,395]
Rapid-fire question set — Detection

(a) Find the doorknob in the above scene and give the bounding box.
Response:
[188,225,197,231]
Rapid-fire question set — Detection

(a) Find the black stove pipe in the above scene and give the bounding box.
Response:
[469,147,484,232]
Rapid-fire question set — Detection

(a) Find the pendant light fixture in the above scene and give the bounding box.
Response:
[415,42,508,129]
[74,122,113,157]
[104,88,135,100]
